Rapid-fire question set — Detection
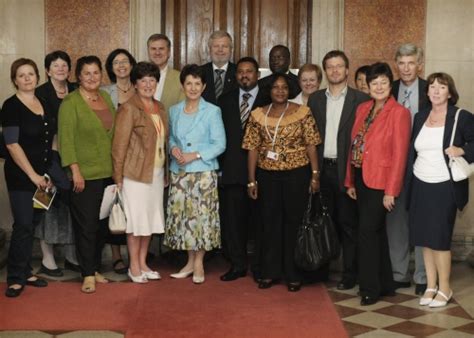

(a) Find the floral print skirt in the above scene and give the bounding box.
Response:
[164,170,221,251]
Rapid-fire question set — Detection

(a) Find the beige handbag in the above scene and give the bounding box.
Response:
[108,189,127,234]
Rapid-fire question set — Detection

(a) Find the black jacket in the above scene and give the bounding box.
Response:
[201,62,237,105]
[307,87,370,191]
[218,86,270,185]
[391,77,430,113]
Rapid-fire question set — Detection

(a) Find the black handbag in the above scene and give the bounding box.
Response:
[295,192,340,271]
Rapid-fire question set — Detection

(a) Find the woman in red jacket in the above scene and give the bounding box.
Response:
[345,62,411,305]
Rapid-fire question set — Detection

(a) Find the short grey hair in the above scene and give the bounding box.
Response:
[208,30,233,49]
[395,43,424,64]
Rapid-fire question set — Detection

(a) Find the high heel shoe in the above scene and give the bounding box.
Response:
[192,274,205,284]
[170,270,194,279]
[142,270,161,280]
[419,287,438,306]
[429,289,452,308]
[128,269,148,283]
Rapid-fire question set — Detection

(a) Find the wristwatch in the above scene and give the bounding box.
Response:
[196,153,201,159]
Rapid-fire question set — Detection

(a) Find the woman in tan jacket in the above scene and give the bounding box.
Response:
[112,62,168,283]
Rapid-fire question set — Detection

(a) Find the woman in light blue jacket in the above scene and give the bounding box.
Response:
[165,64,226,284]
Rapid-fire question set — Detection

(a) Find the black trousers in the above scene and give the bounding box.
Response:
[221,184,252,271]
[7,190,44,286]
[354,169,394,298]
[319,162,358,283]
[70,178,111,277]
[258,166,310,283]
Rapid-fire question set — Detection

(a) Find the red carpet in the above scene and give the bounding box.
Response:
[0,266,348,338]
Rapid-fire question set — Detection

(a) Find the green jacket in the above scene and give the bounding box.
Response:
[58,89,116,180]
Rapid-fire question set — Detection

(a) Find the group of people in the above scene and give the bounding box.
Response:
[1,30,473,309]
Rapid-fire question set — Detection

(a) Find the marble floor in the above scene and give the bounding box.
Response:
[0,258,473,338]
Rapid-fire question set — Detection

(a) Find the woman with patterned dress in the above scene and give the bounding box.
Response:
[165,64,226,284]
[243,73,321,292]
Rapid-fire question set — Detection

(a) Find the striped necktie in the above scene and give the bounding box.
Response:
[403,89,412,112]
[214,69,225,99]
[240,93,252,128]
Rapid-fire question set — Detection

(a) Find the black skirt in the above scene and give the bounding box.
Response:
[408,176,457,250]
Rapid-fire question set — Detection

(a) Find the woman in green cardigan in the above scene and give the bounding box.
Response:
[58,55,116,294]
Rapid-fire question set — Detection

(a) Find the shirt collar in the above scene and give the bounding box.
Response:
[212,62,229,72]
[239,85,259,99]
[400,77,419,92]
[325,85,348,100]
[160,64,168,75]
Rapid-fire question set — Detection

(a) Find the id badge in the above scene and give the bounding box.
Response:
[266,150,279,161]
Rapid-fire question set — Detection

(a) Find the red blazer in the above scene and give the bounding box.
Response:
[345,96,411,197]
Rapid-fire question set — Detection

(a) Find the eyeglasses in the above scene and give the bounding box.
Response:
[113,60,130,66]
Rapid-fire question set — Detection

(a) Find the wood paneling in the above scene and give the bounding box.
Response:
[163,0,312,69]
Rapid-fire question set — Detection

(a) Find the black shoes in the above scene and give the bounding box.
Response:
[26,278,48,287]
[337,279,356,290]
[287,283,302,292]
[38,263,63,277]
[393,281,411,289]
[64,259,81,272]
[112,259,128,275]
[220,269,246,282]
[415,283,427,295]
[360,295,378,306]
[258,279,276,289]
[5,286,24,298]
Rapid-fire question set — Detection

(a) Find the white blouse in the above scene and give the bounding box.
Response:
[413,124,450,183]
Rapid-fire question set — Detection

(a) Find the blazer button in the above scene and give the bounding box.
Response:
[187,142,192,146]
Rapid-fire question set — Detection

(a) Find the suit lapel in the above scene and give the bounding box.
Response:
[443,105,457,149]
[338,88,355,135]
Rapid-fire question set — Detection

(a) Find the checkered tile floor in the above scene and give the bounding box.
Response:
[326,265,474,337]
[1,258,473,338]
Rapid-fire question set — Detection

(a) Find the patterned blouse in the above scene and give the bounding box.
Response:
[351,104,382,168]
[242,105,321,171]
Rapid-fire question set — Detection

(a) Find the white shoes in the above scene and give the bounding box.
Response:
[128,269,148,283]
[419,287,438,306]
[170,270,194,279]
[429,289,453,308]
[142,270,161,280]
[192,274,205,284]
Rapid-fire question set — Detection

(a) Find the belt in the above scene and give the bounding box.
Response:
[323,158,338,166]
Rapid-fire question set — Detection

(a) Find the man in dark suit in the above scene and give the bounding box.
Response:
[387,43,430,295]
[258,45,301,100]
[307,50,369,289]
[201,30,237,105]
[218,57,270,281]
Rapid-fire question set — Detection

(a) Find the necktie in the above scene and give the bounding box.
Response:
[240,93,252,128]
[403,89,412,112]
[214,69,225,99]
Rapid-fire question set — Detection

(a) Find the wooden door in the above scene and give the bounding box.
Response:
[163,0,312,69]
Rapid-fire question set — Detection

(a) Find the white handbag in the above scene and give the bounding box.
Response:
[108,189,127,234]
[448,109,474,182]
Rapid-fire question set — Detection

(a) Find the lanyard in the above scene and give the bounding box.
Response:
[145,101,162,137]
[264,102,289,150]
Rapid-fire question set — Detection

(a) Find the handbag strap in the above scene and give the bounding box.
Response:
[449,108,462,147]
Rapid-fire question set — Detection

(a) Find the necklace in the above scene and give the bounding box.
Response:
[80,88,99,102]
[428,113,445,125]
[117,82,132,93]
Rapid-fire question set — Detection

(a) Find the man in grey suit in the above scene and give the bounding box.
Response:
[387,43,429,295]
[308,50,369,289]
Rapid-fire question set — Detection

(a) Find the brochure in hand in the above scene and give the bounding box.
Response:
[32,174,57,210]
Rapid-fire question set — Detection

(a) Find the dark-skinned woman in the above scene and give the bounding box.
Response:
[242,73,321,292]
